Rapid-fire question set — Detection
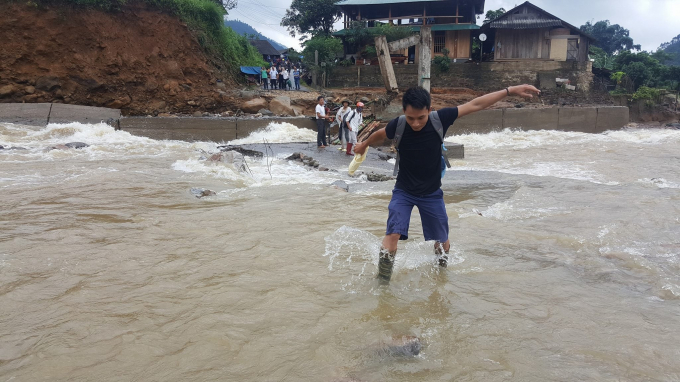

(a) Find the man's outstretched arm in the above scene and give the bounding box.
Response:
[353,128,387,155]
[457,85,540,118]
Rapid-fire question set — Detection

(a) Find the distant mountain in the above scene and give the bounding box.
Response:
[660,33,680,66]
[225,20,287,51]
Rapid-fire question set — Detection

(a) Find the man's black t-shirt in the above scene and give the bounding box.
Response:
[385,107,458,195]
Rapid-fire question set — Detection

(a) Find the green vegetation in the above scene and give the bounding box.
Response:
[281,0,341,39]
[300,35,343,82]
[344,21,415,47]
[301,35,343,67]
[432,48,450,72]
[483,7,505,24]
[631,86,660,101]
[583,19,680,99]
[13,0,265,74]
[660,34,680,66]
[579,20,640,55]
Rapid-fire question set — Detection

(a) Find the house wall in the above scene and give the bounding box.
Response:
[549,39,568,61]
[495,28,550,60]
[434,30,471,59]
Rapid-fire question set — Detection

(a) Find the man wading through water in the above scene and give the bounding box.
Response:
[353,85,540,283]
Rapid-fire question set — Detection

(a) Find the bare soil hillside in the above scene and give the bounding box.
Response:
[0,3,238,115]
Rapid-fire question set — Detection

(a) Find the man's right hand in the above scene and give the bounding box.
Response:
[354,141,368,155]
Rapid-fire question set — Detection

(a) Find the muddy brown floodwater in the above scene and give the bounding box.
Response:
[1,121,680,381]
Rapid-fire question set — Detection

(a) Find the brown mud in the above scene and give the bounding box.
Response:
[0,2,237,115]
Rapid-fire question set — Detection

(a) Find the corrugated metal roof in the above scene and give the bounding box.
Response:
[489,17,562,29]
[248,39,280,56]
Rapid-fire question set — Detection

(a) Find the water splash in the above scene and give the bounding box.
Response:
[227,122,317,145]
[323,226,465,292]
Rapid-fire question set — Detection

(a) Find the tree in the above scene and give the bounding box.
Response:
[301,35,343,66]
[579,20,641,55]
[659,34,680,66]
[589,46,614,70]
[622,62,651,89]
[210,0,237,11]
[281,0,342,39]
[483,8,505,23]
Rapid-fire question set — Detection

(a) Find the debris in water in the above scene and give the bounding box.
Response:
[190,188,216,198]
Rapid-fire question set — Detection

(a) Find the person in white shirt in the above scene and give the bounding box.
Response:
[281,69,289,91]
[315,96,328,148]
[335,99,352,151]
[346,102,364,155]
[269,66,278,89]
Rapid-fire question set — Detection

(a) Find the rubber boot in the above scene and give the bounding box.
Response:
[434,242,449,268]
[346,143,353,155]
[377,247,396,283]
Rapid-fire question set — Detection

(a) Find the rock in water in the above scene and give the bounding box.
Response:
[366,173,393,182]
[190,188,216,198]
[331,180,349,192]
[65,142,90,149]
[216,145,264,158]
[45,144,70,151]
[376,336,421,357]
[286,152,301,160]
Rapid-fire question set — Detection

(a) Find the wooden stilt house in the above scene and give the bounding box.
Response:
[480,1,594,62]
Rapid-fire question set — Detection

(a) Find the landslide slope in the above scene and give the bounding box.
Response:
[0,2,246,115]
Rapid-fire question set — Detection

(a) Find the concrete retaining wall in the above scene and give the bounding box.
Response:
[0,103,121,126]
[119,116,318,142]
[1,102,629,142]
[450,106,629,135]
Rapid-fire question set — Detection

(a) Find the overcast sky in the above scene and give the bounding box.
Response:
[227,0,679,52]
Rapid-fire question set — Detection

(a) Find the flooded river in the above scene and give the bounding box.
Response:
[1,121,679,381]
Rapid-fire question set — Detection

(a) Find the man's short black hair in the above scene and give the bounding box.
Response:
[402,86,431,111]
[317,96,324,101]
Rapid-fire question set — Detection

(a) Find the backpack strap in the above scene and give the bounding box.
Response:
[429,111,451,169]
[344,110,356,124]
[392,116,407,176]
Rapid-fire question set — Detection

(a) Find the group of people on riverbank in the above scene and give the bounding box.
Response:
[315,96,363,154]
[261,65,301,91]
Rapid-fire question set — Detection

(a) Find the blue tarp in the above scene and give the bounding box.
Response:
[240,66,261,75]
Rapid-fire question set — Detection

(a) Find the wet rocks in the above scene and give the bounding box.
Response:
[190,188,216,198]
[287,152,326,171]
[331,180,349,192]
[286,152,302,160]
[65,142,89,149]
[666,122,680,129]
[376,336,422,357]
[207,150,247,172]
[217,145,263,158]
[241,97,268,114]
[45,144,70,151]
[258,108,274,116]
[377,153,394,161]
[45,142,90,151]
[366,172,393,182]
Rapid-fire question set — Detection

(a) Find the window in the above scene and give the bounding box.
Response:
[434,31,446,53]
